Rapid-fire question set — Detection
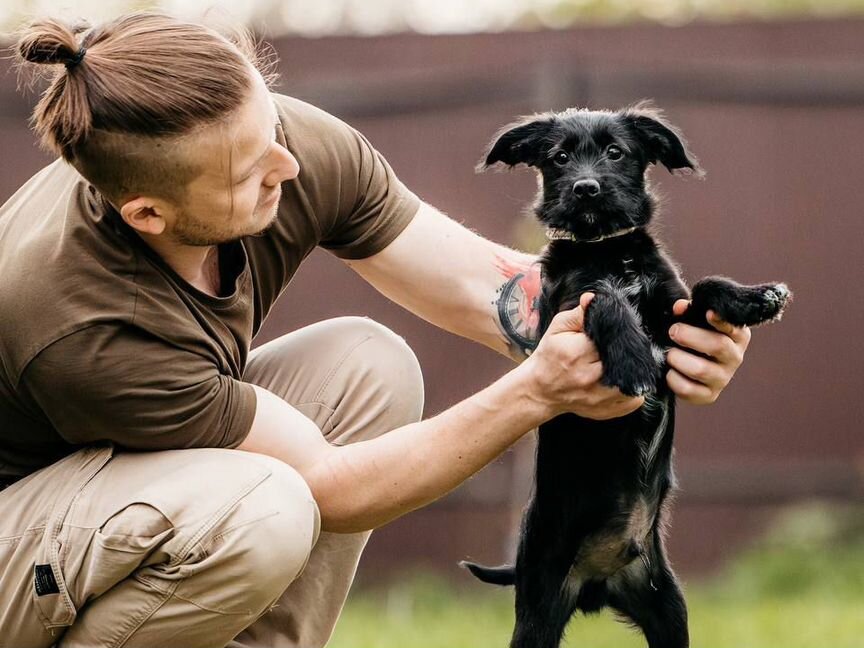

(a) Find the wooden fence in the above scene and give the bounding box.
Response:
[1,17,862,578]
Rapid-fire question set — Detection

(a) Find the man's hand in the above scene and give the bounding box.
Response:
[666,299,752,405]
[519,293,645,420]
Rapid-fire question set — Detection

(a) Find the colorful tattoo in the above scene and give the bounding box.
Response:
[493,255,542,358]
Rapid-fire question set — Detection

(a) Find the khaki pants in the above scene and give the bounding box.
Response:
[0,317,425,648]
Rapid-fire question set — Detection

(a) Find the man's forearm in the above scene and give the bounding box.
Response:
[344,203,542,362]
[304,361,549,533]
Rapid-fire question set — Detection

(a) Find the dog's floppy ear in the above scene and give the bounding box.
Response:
[622,103,703,176]
[479,114,557,171]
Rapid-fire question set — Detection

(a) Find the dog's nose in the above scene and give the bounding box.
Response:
[573,179,601,199]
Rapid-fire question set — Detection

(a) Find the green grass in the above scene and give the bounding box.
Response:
[330,505,864,648]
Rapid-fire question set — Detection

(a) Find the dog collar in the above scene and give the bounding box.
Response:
[545,226,638,244]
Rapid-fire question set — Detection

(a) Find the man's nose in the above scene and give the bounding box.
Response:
[266,146,300,187]
[572,179,601,199]
[277,147,300,182]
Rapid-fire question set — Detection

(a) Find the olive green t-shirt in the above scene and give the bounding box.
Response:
[0,94,420,482]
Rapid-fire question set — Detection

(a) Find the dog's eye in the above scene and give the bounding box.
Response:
[607,145,624,161]
[553,151,569,166]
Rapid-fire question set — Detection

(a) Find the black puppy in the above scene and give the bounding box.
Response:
[461,104,790,648]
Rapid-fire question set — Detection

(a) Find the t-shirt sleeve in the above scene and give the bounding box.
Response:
[19,325,257,451]
[274,95,421,260]
[318,128,421,259]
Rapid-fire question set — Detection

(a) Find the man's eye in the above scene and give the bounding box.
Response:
[553,151,569,165]
[607,145,624,161]
[236,171,256,185]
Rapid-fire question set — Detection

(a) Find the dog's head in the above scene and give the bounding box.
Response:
[480,103,701,241]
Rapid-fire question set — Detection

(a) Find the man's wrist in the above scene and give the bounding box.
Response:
[507,359,556,425]
[493,252,542,361]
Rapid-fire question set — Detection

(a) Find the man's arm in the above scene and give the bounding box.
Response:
[239,302,642,533]
[344,201,539,362]
[346,201,752,404]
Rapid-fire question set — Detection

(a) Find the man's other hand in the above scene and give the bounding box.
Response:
[666,299,752,405]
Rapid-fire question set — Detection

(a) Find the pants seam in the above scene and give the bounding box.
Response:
[311,333,374,404]
[137,573,254,617]
[0,526,44,543]
[161,588,255,617]
[207,510,280,546]
[167,470,271,567]
[106,574,176,648]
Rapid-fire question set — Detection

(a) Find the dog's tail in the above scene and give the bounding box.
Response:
[458,560,516,586]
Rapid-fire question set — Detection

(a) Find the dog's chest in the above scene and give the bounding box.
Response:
[618,255,657,300]
[548,252,656,311]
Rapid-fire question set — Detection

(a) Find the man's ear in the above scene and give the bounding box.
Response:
[479,114,557,171]
[622,103,703,175]
[119,196,168,236]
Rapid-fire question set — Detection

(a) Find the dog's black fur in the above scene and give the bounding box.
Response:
[460,104,790,648]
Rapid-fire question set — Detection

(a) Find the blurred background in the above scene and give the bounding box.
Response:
[2,1,863,646]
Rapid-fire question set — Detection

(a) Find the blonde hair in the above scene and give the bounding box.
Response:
[15,12,277,202]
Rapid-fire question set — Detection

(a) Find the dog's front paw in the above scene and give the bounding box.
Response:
[601,344,663,397]
[755,283,791,323]
[691,277,792,327]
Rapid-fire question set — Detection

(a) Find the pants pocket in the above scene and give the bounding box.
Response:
[63,502,175,606]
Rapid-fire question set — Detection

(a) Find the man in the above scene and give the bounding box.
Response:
[0,13,750,648]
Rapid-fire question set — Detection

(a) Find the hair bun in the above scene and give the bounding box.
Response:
[17,19,82,67]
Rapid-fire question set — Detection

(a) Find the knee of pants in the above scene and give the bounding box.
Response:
[203,457,321,608]
[324,316,425,443]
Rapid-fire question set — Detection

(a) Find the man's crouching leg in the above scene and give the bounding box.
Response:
[232,316,425,648]
[0,447,319,648]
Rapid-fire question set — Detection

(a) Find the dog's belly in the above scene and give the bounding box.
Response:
[567,497,655,584]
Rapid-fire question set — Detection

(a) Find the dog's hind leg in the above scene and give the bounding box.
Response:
[509,505,581,648]
[607,529,689,648]
[510,561,579,648]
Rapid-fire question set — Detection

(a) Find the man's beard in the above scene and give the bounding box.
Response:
[248,193,281,238]
[248,216,277,238]
[174,195,280,246]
